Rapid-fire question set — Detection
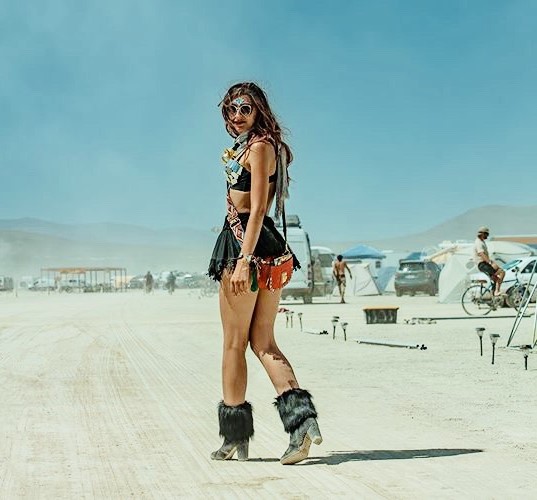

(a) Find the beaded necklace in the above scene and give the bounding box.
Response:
[222,132,249,185]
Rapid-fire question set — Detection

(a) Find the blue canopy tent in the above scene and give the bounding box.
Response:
[341,244,386,261]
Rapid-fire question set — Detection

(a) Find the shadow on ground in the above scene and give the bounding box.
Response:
[301,448,483,465]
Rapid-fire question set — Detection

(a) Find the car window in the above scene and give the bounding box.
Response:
[521,261,536,274]
[399,262,424,272]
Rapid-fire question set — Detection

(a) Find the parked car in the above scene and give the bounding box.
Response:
[394,260,441,296]
[127,275,146,289]
[176,273,195,288]
[492,257,536,302]
[28,277,56,291]
[18,276,34,289]
[57,278,87,292]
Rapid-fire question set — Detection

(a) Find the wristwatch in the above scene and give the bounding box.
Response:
[237,253,255,264]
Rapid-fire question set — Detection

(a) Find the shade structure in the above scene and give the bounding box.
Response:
[341,244,385,261]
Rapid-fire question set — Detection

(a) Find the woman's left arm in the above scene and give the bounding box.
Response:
[229,141,273,295]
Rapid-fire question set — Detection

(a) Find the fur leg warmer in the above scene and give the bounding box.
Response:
[274,389,318,433]
[218,401,254,442]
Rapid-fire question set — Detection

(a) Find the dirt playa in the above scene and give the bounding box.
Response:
[1,289,536,498]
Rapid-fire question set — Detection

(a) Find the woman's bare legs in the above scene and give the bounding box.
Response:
[219,272,258,406]
[218,279,319,464]
[249,288,322,465]
[249,288,299,395]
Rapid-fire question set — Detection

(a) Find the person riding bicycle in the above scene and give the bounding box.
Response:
[474,226,505,296]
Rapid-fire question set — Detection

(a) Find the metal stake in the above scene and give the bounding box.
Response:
[297,312,303,332]
[331,316,339,340]
[490,333,500,365]
[341,322,348,341]
[476,327,485,356]
[521,345,531,370]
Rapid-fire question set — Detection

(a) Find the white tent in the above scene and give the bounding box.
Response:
[437,241,535,303]
[376,266,397,293]
[438,255,475,303]
[333,262,380,297]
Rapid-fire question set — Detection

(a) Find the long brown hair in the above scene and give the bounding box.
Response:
[219,82,293,165]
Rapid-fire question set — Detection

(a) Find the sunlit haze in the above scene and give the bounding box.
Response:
[2,1,536,241]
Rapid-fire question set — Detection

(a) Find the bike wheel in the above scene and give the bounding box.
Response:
[462,284,493,316]
[506,285,530,310]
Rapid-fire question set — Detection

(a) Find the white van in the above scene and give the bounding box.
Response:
[276,215,314,304]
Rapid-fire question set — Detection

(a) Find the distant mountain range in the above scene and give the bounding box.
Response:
[0,217,213,247]
[324,205,537,253]
[0,218,216,277]
[1,205,536,276]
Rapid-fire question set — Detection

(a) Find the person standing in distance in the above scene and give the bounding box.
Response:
[474,226,505,296]
[144,271,154,294]
[333,255,352,303]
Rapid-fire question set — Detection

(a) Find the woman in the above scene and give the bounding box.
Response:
[208,82,322,465]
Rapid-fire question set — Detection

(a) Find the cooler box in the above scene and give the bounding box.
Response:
[363,306,399,324]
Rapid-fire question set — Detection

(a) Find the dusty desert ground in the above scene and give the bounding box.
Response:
[1,288,536,499]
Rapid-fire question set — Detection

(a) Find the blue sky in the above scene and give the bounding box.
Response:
[2,0,536,242]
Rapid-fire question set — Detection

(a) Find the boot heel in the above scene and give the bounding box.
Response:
[274,389,320,465]
[237,441,249,461]
[307,419,323,445]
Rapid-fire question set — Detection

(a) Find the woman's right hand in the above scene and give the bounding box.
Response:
[230,258,250,295]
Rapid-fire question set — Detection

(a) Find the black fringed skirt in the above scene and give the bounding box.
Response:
[208,213,300,282]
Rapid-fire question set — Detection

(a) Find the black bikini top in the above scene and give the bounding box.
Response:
[228,167,277,192]
[224,138,279,192]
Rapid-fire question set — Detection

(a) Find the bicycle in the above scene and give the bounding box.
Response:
[461,267,529,316]
[461,280,502,316]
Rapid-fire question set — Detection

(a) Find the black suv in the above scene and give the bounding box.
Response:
[394,260,441,296]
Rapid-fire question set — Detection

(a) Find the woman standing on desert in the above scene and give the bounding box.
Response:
[208,82,322,465]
